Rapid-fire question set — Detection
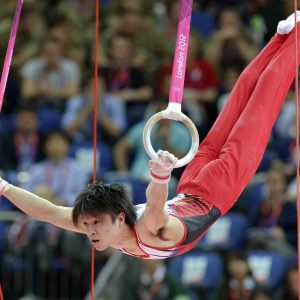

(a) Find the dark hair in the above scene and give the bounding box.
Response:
[105,33,133,57]
[44,130,71,144]
[72,182,137,228]
[225,251,253,277]
[16,103,38,114]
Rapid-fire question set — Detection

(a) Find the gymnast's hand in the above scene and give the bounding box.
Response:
[0,177,10,195]
[149,150,178,184]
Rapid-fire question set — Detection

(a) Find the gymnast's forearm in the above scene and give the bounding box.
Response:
[145,181,169,232]
[3,184,59,223]
[146,181,168,211]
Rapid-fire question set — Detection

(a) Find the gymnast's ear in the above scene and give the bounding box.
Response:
[116,212,126,225]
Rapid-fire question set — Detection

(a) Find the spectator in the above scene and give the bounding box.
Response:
[0,105,43,175]
[47,13,92,66]
[20,38,81,111]
[102,34,152,103]
[221,251,258,300]
[205,7,257,75]
[22,131,88,206]
[101,34,153,126]
[122,259,192,300]
[62,75,126,146]
[247,169,297,255]
[106,0,170,79]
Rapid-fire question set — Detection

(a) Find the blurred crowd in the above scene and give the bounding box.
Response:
[0,0,299,299]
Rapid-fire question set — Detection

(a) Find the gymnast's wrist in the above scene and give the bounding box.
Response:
[149,170,171,184]
[0,178,11,195]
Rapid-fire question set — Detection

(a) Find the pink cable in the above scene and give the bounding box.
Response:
[168,0,193,104]
[0,0,23,112]
[0,1,23,298]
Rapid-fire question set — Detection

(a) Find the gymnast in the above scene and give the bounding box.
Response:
[1,15,299,259]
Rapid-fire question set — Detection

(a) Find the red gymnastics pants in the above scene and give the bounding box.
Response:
[177,26,300,215]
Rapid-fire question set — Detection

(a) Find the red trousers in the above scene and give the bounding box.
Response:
[177,28,299,214]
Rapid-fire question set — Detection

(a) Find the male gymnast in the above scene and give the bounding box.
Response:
[0,14,299,259]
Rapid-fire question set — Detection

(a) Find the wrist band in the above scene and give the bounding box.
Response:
[150,170,171,184]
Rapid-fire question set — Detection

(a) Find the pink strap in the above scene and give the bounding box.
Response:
[0,0,24,112]
[169,0,193,104]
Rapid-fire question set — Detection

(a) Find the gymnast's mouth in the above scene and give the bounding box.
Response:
[92,239,100,243]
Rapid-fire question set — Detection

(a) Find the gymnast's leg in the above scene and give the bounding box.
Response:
[178,18,295,194]
[181,23,300,214]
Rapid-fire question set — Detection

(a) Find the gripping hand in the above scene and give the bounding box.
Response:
[149,150,178,184]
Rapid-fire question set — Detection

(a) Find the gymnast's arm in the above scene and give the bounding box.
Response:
[144,180,170,234]
[2,183,84,234]
[143,151,177,234]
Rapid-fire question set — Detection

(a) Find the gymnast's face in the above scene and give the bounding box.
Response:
[80,213,125,251]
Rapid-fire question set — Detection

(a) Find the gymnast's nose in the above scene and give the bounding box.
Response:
[86,224,96,236]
